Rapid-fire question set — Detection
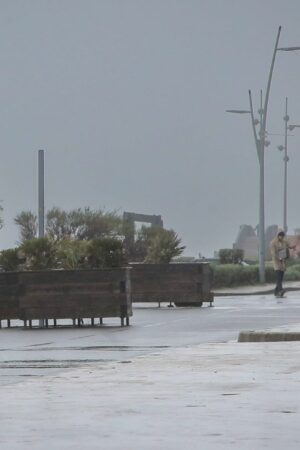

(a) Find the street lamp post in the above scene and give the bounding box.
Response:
[283,97,289,234]
[228,91,269,282]
[226,26,300,283]
[277,98,300,233]
[38,149,45,328]
[38,149,45,239]
[257,91,266,283]
[255,26,282,283]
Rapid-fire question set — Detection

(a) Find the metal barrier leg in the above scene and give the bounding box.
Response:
[54,319,57,327]
[77,318,81,327]
[45,319,49,328]
[99,318,103,325]
[91,318,94,326]
[121,317,124,327]
[29,320,32,329]
[72,319,76,326]
[23,320,27,328]
[7,320,11,328]
[0,320,2,328]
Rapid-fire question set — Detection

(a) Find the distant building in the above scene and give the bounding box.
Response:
[233,225,258,261]
[233,224,278,261]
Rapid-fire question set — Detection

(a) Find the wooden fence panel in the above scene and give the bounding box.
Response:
[130,263,213,306]
[0,268,132,325]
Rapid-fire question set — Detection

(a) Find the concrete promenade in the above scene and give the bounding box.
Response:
[1,334,300,449]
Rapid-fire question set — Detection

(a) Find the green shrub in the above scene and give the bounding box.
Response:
[232,249,244,264]
[86,238,125,268]
[285,264,300,281]
[218,249,244,265]
[130,226,185,263]
[0,248,20,271]
[20,238,57,270]
[145,228,185,263]
[218,249,233,265]
[55,239,88,269]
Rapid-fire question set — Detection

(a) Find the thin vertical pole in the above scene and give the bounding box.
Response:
[38,150,45,238]
[38,150,45,328]
[258,26,281,284]
[283,97,288,233]
[259,90,265,283]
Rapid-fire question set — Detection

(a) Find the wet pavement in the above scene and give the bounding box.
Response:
[1,292,300,385]
[1,293,300,449]
[1,333,300,449]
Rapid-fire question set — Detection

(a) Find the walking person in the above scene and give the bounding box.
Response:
[270,230,290,297]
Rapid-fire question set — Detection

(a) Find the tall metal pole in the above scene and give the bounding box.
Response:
[283,97,289,233]
[258,90,266,282]
[38,149,45,328]
[38,150,45,238]
[257,26,281,283]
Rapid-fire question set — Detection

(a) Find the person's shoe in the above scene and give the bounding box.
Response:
[279,289,286,298]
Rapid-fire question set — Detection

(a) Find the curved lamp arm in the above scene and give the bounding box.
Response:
[262,26,282,138]
[248,90,260,161]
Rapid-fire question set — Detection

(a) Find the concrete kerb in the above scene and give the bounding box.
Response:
[238,323,300,342]
[238,330,300,342]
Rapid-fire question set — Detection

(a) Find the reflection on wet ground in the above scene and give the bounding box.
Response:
[0,345,170,385]
[1,295,300,385]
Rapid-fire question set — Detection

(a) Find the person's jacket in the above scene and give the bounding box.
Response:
[270,237,289,271]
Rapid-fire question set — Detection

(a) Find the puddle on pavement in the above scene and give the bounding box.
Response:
[3,345,170,352]
[0,345,171,378]
[0,359,114,369]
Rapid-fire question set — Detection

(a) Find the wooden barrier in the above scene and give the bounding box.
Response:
[0,263,213,328]
[0,268,132,327]
[130,263,213,307]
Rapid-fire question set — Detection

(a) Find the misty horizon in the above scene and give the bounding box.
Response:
[1,1,300,257]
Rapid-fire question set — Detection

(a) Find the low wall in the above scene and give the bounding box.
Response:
[0,268,132,327]
[130,263,213,306]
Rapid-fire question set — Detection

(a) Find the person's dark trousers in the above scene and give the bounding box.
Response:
[275,270,284,294]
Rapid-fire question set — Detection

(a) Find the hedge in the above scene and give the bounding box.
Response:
[212,264,277,288]
[285,264,300,281]
[212,263,300,288]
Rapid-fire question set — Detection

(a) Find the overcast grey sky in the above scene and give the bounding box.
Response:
[1,0,300,256]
